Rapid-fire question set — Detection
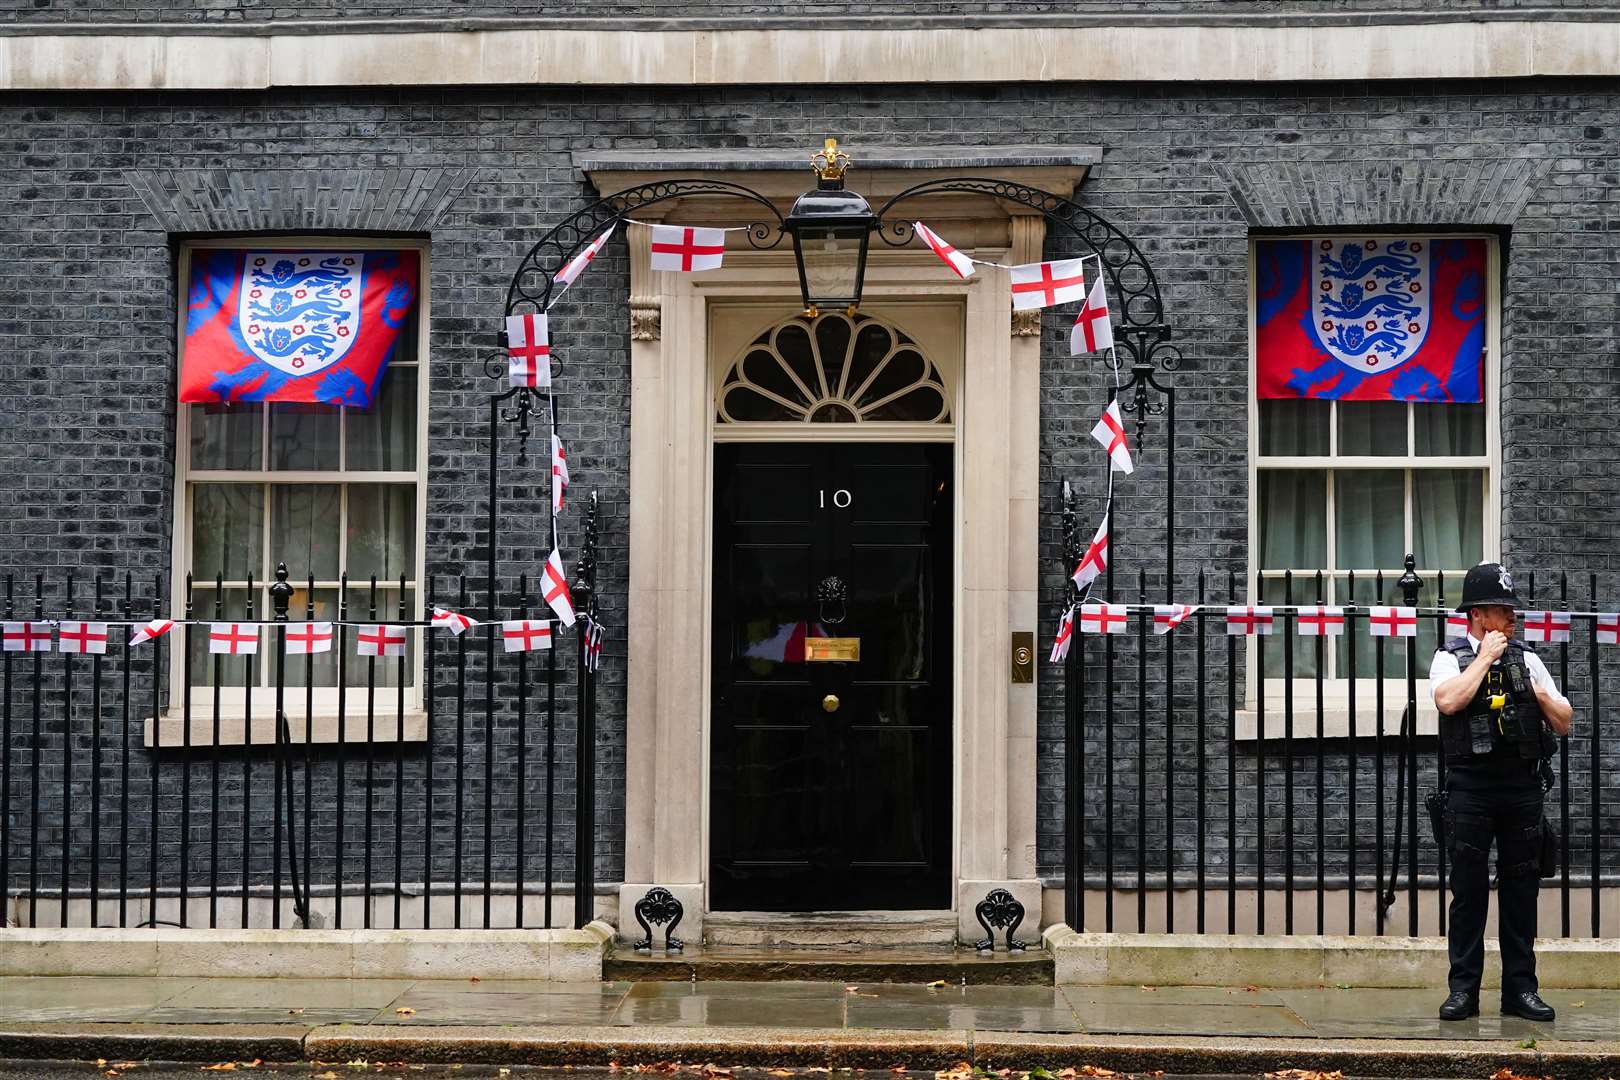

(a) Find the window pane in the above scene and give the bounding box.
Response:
[1414,469,1484,572]
[346,587,416,689]
[1335,469,1404,571]
[270,484,341,581]
[1415,403,1486,456]
[1259,573,1324,678]
[186,588,254,689]
[1337,402,1406,456]
[347,485,416,582]
[1259,399,1330,456]
[346,365,417,472]
[271,588,340,690]
[190,403,262,470]
[270,404,341,471]
[192,484,263,582]
[1259,470,1326,570]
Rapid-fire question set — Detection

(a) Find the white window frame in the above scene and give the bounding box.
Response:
[159,236,431,746]
[1241,232,1502,739]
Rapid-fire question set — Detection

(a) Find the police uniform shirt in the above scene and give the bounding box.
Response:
[1429,632,1569,790]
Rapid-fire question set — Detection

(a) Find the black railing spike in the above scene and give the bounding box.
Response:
[270,563,294,622]
[1398,553,1422,608]
[572,490,600,614]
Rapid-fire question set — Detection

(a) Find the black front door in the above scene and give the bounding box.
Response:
[710,442,953,912]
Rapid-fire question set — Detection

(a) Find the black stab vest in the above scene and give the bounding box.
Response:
[1438,638,1553,763]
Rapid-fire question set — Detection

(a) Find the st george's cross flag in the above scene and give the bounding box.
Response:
[1070,514,1109,592]
[431,607,479,636]
[285,622,334,655]
[649,225,726,273]
[1079,602,1129,635]
[1256,237,1486,402]
[356,624,407,658]
[1369,606,1419,638]
[913,222,975,279]
[56,621,109,655]
[542,549,576,627]
[181,250,418,407]
[1153,604,1198,635]
[1596,613,1620,646]
[1090,399,1134,474]
[551,432,569,514]
[1520,610,1572,644]
[1009,258,1086,311]
[208,623,260,656]
[1446,610,1470,640]
[128,619,175,647]
[500,619,553,654]
[2,621,52,652]
[553,225,615,301]
[1071,275,1114,355]
[1049,606,1075,662]
[583,616,605,672]
[506,313,551,389]
[1226,607,1274,636]
[1297,605,1347,636]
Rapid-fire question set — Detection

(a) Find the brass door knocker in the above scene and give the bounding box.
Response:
[816,575,848,625]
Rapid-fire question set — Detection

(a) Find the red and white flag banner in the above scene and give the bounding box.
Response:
[553,224,615,299]
[1368,606,1418,638]
[2,621,52,652]
[1446,611,1469,640]
[1090,399,1134,475]
[505,312,551,389]
[542,548,576,627]
[1079,602,1129,636]
[1070,513,1109,592]
[913,222,975,280]
[285,621,334,655]
[551,432,569,515]
[1070,275,1114,355]
[584,616,605,672]
[1226,606,1275,636]
[1049,606,1075,662]
[1596,613,1620,646]
[431,607,479,636]
[208,622,260,656]
[1520,610,1572,644]
[649,225,725,273]
[129,619,175,647]
[501,619,553,654]
[57,621,109,655]
[1010,257,1086,311]
[1297,605,1346,637]
[1153,604,1198,635]
[356,624,407,658]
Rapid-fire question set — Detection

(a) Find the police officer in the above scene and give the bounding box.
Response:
[1430,562,1573,1023]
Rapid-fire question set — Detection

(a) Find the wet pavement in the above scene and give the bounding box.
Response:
[0,976,1616,1041]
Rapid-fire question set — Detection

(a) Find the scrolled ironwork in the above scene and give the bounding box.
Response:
[973,887,1027,952]
[816,574,848,626]
[632,886,685,952]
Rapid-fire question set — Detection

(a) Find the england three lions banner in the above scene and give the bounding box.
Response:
[182,250,419,407]
[1256,237,1485,403]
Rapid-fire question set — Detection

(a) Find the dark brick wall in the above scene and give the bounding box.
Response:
[1,78,1618,909]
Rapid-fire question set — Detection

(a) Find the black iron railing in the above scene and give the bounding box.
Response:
[0,532,603,931]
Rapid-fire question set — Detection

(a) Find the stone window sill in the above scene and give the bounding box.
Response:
[1236,682,1438,741]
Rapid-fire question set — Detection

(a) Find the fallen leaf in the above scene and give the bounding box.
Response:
[1074,1069,1117,1078]
[927,979,948,989]
[499,1071,512,1078]
[1263,1072,1341,1080]
[1137,985,1157,992]
[344,1061,369,1070]
[1573,1001,1586,1008]
[891,1068,909,1075]
[768,1072,794,1077]
[201,1067,236,1074]
[289,1009,305,1016]
[469,976,481,983]
[395,1007,416,1016]
[1243,984,1261,993]
[701,1067,732,1078]
[105,1072,120,1078]
[97,1061,109,1068]
[315,1074,340,1079]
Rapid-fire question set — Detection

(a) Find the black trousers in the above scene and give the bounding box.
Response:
[1445,784,1544,999]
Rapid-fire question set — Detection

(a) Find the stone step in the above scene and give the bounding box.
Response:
[604,943,1053,985]
[704,910,959,948]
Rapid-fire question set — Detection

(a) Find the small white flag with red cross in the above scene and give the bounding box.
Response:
[1368,606,1418,638]
[1596,613,1620,645]
[2,621,52,652]
[649,225,725,273]
[913,222,975,279]
[1297,605,1346,637]
[285,622,334,655]
[56,621,109,655]
[1090,399,1134,475]
[431,607,479,636]
[1071,275,1114,355]
[553,224,615,298]
[356,624,407,658]
[584,616,605,672]
[501,619,553,654]
[1049,606,1075,663]
[505,312,551,389]
[1070,513,1109,592]
[1009,257,1086,311]
[128,618,175,647]
[1520,610,1572,644]
[1079,602,1129,635]
[542,548,576,627]
[208,622,260,656]
[1153,604,1198,635]
[1446,611,1469,640]
[551,432,569,515]
[1226,607,1274,636]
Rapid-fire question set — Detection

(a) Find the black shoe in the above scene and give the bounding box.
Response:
[1439,990,1480,1020]
[1502,991,1556,1022]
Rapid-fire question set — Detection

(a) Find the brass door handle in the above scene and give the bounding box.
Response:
[821,694,840,713]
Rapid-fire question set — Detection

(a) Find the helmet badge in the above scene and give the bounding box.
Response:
[1498,566,1514,592]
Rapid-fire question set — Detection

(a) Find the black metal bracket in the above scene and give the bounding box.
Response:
[974,888,1026,952]
[632,886,685,952]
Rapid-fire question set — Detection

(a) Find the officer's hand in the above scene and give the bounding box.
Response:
[1479,630,1509,664]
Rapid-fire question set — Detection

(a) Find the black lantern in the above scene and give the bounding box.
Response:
[784,139,877,318]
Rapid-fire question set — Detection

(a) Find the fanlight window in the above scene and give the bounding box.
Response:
[717,313,950,424]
